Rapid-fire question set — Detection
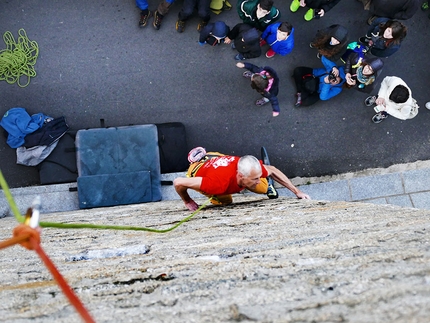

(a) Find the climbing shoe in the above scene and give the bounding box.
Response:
[176,19,186,33]
[267,183,279,199]
[290,0,300,12]
[304,8,314,21]
[139,10,151,27]
[153,11,164,30]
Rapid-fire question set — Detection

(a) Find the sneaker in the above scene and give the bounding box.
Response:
[272,111,279,117]
[266,183,279,199]
[372,112,388,124]
[422,1,429,10]
[197,20,208,32]
[139,10,151,27]
[234,53,245,60]
[359,36,371,45]
[176,19,186,33]
[290,0,300,12]
[365,95,377,106]
[316,52,321,59]
[153,11,164,30]
[243,71,253,78]
[260,39,267,47]
[295,93,302,107]
[309,42,315,48]
[425,102,430,110]
[304,8,314,21]
[231,42,236,49]
[256,97,270,106]
[266,48,276,58]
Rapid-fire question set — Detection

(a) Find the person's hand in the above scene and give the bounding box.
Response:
[296,191,311,200]
[185,200,199,211]
[345,73,356,86]
[368,40,374,46]
[331,67,339,77]
[198,41,205,46]
[224,37,231,44]
[236,62,245,68]
[318,9,325,17]
[376,97,386,106]
[299,0,306,7]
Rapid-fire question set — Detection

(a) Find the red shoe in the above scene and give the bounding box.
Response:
[266,48,276,58]
[259,39,267,47]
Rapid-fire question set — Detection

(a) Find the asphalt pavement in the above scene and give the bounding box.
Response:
[1,0,429,189]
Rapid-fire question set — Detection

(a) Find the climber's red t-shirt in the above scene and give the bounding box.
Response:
[196,156,268,195]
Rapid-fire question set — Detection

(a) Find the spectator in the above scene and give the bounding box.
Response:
[260,21,294,59]
[135,0,174,30]
[359,19,407,57]
[344,54,384,93]
[310,24,349,62]
[199,21,230,46]
[237,0,281,31]
[236,62,281,117]
[367,0,419,24]
[290,0,341,21]
[176,0,212,33]
[293,55,345,107]
[364,76,419,123]
[224,23,261,60]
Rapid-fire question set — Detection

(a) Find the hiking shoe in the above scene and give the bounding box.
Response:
[260,39,267,47]
[372,112,388,124]
[234,53,245,60]
[290,0,300,12]
[176,19,186,33]
[243,71,253,78]
[139,10,151,27]
[295,93,302,107]
[153,11,164,30]
[256,97,270,106]
[304,8,314,21]
[365,96,377,106]
[266,48,276,58]
[197,20,208,32]
[266,183,279,199]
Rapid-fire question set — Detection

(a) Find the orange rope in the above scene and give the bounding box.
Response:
[0,225,96,323]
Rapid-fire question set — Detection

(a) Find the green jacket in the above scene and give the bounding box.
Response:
[237,0,281,31]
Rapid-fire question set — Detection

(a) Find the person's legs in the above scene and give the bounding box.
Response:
[153,0,174,29]
[301,93,320,106]
[136,0,151,27]
[293,67,313,93]
[177,0,196,32]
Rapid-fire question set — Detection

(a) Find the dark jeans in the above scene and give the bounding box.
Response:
[178,0,211,21]
[293,66,320,106]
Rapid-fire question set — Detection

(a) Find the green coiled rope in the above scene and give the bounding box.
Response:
[0,28,39,87]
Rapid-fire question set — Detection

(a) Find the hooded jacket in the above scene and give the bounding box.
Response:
[199,21,230,45]
[261,23,295,56]
[377,76,417,120]
[228,23,261,59]
[370,0,419,20]
[312,24,349,62]
[237,0,281,31]
[344,53,384,93]
[312,55,346,101]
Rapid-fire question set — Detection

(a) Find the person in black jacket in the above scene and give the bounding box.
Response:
[224,23,261,60]
[236,62,280,117]
[343,54,384,93]
[310,24,348,62]
[367,0,419,24]
[289,0,341,21]
[198,21,230,46]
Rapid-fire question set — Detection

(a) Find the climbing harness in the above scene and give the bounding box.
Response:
[0,29,39,87]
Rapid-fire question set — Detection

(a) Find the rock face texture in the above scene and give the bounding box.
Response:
[0,197,429,323]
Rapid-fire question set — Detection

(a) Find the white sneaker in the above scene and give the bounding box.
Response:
[426,102,430,110]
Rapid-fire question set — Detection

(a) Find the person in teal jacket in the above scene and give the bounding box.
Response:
[237,0,281,31]
[260,21,294,58]
[292,55,345,106]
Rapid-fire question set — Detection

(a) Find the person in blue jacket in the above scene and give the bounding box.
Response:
[260,21,294,58]
[292,55,345,107]
[236,62,281,117]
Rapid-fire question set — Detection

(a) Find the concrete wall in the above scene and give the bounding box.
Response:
[0,197,429,322]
